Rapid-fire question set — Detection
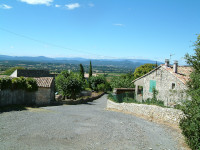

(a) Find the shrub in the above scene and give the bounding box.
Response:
[110,73,134,89]
[0,77,12,90]
[26,78,38,92]
[179,34,200,150]
[12,77,27,90]
[0,77,38,92]
[97,83,105,92]
[89,75,106,91]
[56,71,83,100]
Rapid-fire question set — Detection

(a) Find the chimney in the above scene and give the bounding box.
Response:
[165,59,169,67]
[173,60,178,73]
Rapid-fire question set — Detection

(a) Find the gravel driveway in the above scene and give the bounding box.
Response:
[0,95,186,150]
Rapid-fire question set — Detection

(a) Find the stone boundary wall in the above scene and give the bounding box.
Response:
[0,89,52,107]
[107,99,184,128]
[53,92,105,105]
[0,90,36,107]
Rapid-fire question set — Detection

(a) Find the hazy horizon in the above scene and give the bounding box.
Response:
[1,0,199,65]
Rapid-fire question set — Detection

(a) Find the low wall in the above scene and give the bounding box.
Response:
[53,92,104,105]
[107,99,184,128]
[0,88,53,107]
[0,90,36,106]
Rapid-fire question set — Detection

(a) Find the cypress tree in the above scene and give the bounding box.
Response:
[79,64,85,81]
[89,61,92,78]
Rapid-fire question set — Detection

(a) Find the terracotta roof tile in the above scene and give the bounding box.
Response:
[34,77,54,88]
[162,65,193,84]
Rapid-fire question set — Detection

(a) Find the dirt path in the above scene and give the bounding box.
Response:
[0,95,187,150]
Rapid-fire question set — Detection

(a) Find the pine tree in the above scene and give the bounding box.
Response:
[79,64,84,81]
[89,61,92,78]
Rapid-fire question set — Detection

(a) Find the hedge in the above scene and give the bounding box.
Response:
[0,77,38,92]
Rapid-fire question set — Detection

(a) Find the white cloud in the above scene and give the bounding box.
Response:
[0,4,12,9]
[88,3,94,7]
[65,3,80,10]
[113,23,124,26]
[20,0,53,6]
[55,4,60,8]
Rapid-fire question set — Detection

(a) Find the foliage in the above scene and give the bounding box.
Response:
[12,77,27,90]
[133,64,156,79]
[79,64,85,81]
[97,83,105,92]
[110,73,134,89]
[55,71,83,100]
[3,67,25,76]
[0,77,12,90]
[89,75,106,91]
[89,61,92,78]
[108,92,135,103]
[26,78,38,92]
[0,77,38,92]
[108,88,165,107]
[180,34,200,150]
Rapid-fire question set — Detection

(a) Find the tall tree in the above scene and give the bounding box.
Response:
[133,64,156,79]
[55,71,83,100]
[79,64,85,81]
[180,34,200,150]
[89,60,92,78]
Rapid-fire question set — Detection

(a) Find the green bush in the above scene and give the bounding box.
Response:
[12,77,27,90]
[179,34,200,150]
[108,89,165,107]
[97,83,105,92]
[26,78,38,92]
[108,92,135,103]
[110,73,134,89]
[89,75,106,91]
[0,77,12,90]
[56,71,83,100]
[0,77,38,92]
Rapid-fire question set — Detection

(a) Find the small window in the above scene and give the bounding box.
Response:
[172,83,175,89]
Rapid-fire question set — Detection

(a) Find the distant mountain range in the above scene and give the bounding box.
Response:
[0,55,163,69]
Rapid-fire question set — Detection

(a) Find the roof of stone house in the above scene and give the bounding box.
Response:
[132,65,193,85]
[34,77,54,88]
[163,65,193,84]
[12,69,52,77]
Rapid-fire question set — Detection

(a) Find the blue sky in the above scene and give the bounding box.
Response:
[0,0,200,64]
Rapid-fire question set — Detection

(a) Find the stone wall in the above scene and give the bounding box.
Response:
[134,67,189,106]
[0,90,36,106]
[107,99,184,127]
[35,88,51,105]
[0,88,54,106]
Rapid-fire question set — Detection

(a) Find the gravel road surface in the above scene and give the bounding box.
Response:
[0,95,186,150]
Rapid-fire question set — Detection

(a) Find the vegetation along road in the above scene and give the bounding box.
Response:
[0,95,187,150]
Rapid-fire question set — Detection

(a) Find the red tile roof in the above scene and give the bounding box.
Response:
[133,65,193,85]
[34,77,54,88]
[162,65,193,84]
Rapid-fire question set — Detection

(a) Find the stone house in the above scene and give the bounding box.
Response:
[6,69,55,105]
[132,59,192,106]
[34,77,55,105]
[0,77,55,106]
